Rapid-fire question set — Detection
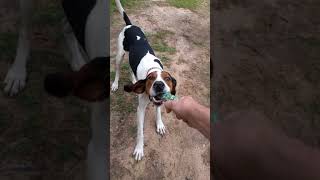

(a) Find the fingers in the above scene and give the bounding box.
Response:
[164,100,176,113]
[176,114,182,120]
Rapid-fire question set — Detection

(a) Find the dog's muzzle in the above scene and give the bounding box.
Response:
[150,81,166,106]
[149,93,164,106]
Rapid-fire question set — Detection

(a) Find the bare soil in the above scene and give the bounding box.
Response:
[110,1,210,180]
[0,1,88,179]
[214,0,320,146]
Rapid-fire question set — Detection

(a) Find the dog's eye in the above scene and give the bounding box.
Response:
[147,75,154,80]
[164,77,171,81]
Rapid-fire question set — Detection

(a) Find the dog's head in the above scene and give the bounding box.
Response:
[124,70,177,106]
[44,57,109,102]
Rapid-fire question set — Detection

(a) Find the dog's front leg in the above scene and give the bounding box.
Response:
[4,0,33,96]
[156,106,166,135]
[111,29,125,91]
[133,94,149,160]
[62,18,86,71]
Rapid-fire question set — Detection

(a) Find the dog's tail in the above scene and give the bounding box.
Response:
[115,0,132,25]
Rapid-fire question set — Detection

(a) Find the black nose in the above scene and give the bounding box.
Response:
[153,81,165,91]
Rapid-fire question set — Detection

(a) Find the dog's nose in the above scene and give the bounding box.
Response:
[153,81,165,91]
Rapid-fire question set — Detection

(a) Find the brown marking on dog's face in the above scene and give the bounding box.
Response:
[161,71,177,95]
[124,71,157,94]
[124,70,177,96]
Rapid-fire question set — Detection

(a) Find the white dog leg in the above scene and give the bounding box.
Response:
[130,70,137,84]
[87,101,108,180]
[62,18,86,71]
[4,0,32,96]
[156,106,166,135]
[133,94,149,161]
[111,32,125,91]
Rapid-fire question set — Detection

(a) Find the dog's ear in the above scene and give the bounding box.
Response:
[44,57,109,102]
[124,79,146,94]
[44,72,74,98]
[170,75,177,95]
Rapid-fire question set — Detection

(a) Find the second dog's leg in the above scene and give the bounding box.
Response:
[62,18,86,71]
[4,0,32,96]
[133,94,149,161]
[156,106,166,135]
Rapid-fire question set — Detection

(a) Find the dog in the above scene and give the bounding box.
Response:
[111,0,177,161]
[4,0,109,179]
[3,0,89,96]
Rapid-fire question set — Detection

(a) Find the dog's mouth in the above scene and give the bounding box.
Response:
[150,93,164,106]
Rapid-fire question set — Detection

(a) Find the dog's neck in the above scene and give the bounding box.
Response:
[136,52,163,80]
[146,67,163,76]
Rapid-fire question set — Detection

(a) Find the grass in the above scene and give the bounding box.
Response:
[167,0,202,10]
[147,30,176,54]
[0,32,18,60]
[0,3,90,176]
[160,55,170,63]
[111,0,144,13]
[32,2,64,26]
[111,61,137,114]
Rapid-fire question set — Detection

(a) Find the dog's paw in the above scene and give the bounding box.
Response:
[157,121,166,135]
[133,144,144,161]
[3,66,26,96]
[111,82,118,92]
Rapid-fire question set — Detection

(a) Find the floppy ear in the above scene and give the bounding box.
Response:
[124,79,146,94]
[170,75,177,95]
[44,57,109,102]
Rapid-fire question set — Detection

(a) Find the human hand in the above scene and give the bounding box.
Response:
[164,96,210,135]
[163,96,196,119]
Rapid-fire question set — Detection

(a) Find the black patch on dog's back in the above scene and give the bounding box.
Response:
[123,26,155,76]
[62,0,96,51]
[154,59,163,69]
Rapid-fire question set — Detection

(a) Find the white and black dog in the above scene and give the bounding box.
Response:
[112,0,177,161]
[4,0,109,179]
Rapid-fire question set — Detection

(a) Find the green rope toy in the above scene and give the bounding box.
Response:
[161,91,178,101]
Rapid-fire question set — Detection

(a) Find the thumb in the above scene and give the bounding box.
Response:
[164,100,177,113]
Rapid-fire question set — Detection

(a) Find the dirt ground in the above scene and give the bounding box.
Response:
[110,1,210,180]
[214,0,320,147]
[0,1,89,180]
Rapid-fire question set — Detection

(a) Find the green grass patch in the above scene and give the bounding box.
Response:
[167,0,201,10]
[111,65,137,114]
[122,62,131,71]
[160,55,170,63]
[0,32,17,60]
[111,0,144,13]
[110,71,116,80]
[147,31,176,54]
[153,43,176,53]
[33,2,64,26]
